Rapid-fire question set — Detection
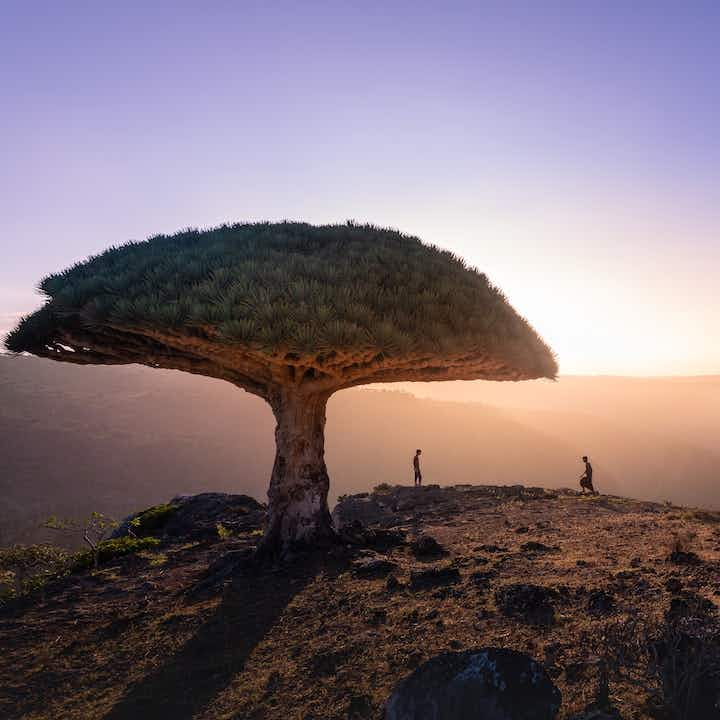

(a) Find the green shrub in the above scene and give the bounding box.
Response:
[73,536,160,569]
[0,544,71,600]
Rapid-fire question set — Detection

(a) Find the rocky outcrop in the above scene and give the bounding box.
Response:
[332,484,561,534]
[113,493,265,542]
[385,647,561,720]
[332,494,394,530]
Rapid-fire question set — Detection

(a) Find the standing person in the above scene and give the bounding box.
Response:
[413,449,422,487]
[579,455,596,495]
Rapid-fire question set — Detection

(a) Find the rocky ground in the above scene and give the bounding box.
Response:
[2,485,720,719]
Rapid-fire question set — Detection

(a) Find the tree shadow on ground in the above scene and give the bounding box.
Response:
[104,552,345,720]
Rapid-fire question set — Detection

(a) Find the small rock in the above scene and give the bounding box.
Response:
[410,566,461,590]
[587,590,615,616]
[666,591,715,621]
[520,541,559,554]
[470,570,497,590]
[477,544,508,553]
[352,556,398,579]
[385,647,561,720]
[495,583,557,626]
[411,534,447,558]
[668,550,701,565]
[362,528,407,551]
[665,577,683,593]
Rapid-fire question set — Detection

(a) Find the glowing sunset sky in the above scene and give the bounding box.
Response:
[1,2,718,375]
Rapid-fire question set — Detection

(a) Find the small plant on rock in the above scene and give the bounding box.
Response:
[45,512,118,569]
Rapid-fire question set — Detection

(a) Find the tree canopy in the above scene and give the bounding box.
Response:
[6,222,557,397]
[6,220,557,552]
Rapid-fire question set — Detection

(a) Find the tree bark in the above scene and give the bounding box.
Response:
[260,389,335,556]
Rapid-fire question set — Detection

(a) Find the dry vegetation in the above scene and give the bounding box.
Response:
[2,486,720,719]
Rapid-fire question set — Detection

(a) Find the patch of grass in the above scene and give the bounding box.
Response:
[137,550,168,566]
[73,536,160,570]
[0,544,72,601]
[129,503,178,537]
[171,541,202,552]
[683,509,720,525]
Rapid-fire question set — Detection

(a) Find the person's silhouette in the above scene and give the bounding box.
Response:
[413,449,422,487]
[579,455,596,495]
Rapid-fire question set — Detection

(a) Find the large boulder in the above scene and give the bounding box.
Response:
[113,492,265,541]
[385,647,561,720]
[332,494,394,530]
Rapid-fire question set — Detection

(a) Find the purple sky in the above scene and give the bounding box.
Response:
[2,1,718,374]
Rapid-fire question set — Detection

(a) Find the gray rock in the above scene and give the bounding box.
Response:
[385,647,561,720]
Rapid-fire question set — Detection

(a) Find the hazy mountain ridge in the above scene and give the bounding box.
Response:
[1,357,719,545]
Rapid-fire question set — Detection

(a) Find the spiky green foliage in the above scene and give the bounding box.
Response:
[5,222,556,390]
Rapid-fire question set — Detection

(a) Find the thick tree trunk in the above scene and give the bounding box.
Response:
[260,389,335,556]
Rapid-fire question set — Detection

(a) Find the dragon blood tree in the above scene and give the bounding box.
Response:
[6,222,557,554]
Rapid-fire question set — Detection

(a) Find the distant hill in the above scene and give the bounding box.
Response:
[1,357,719,544]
